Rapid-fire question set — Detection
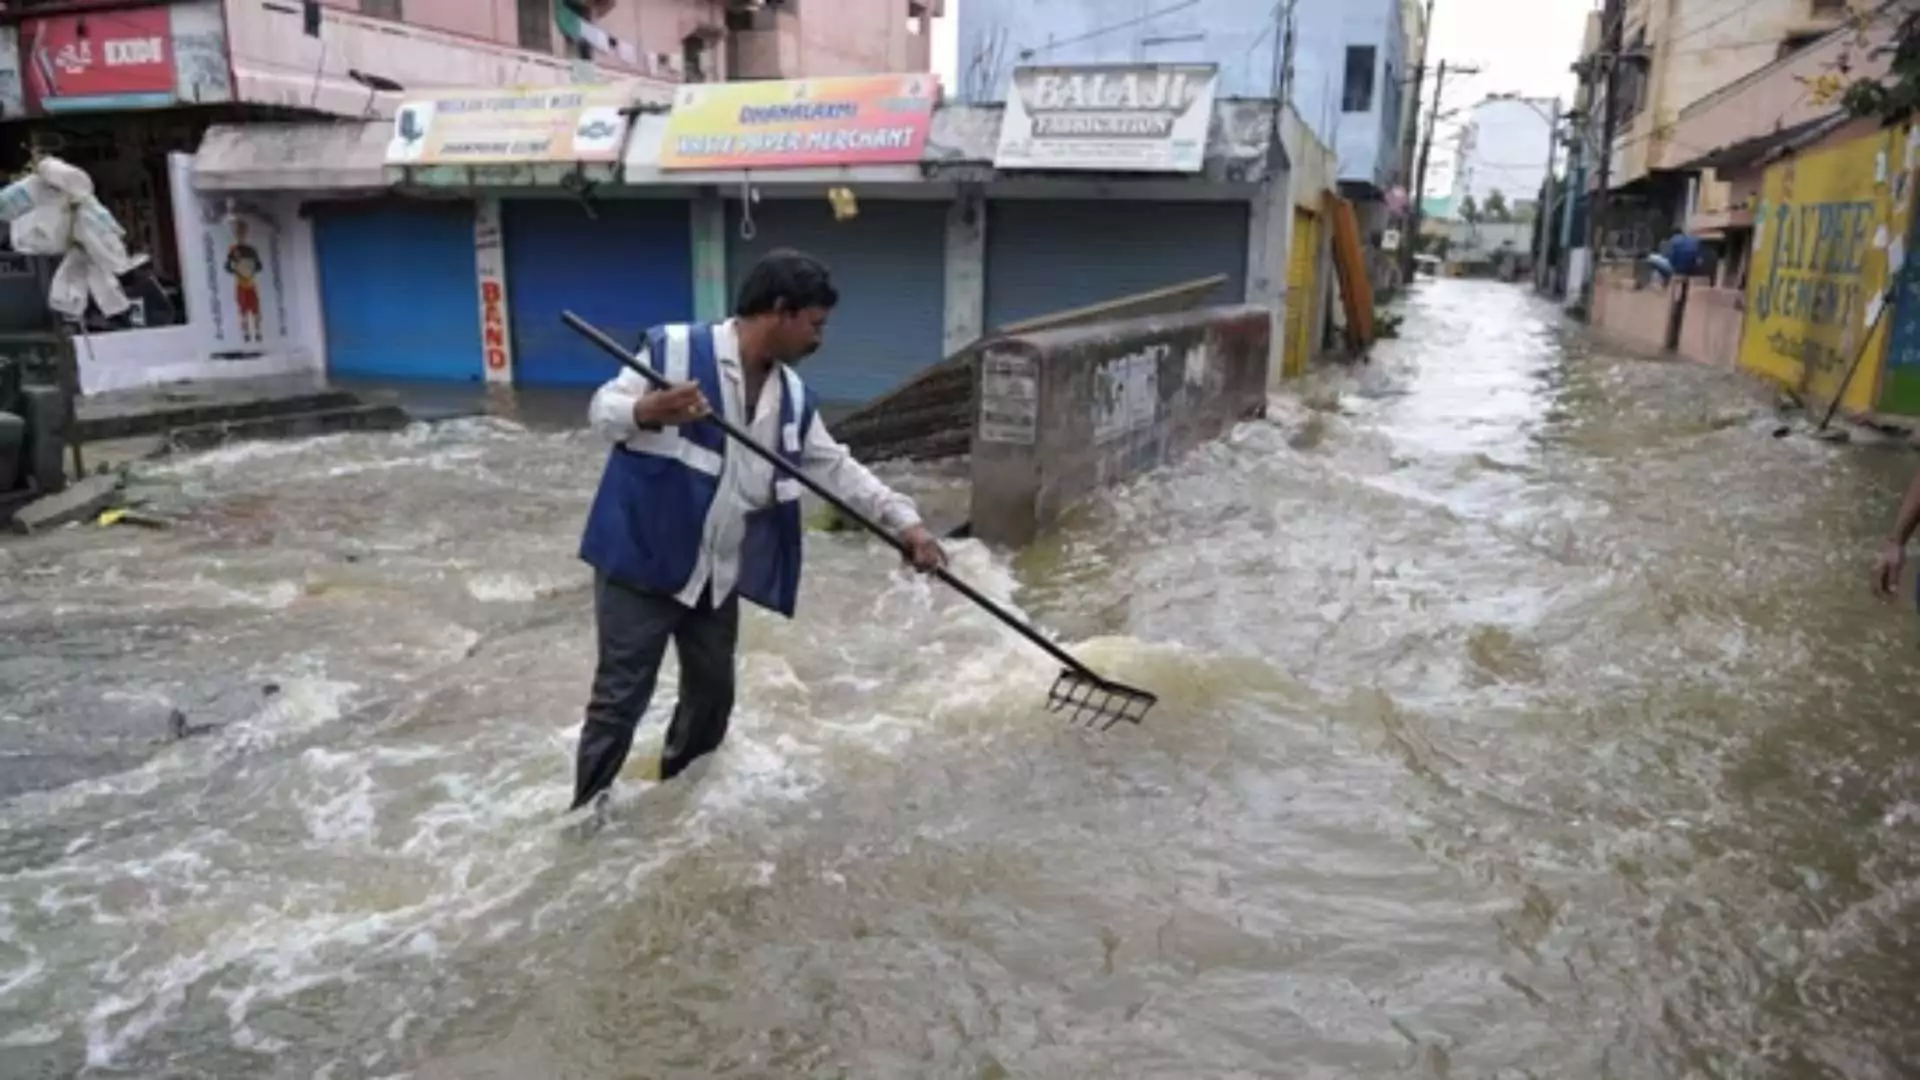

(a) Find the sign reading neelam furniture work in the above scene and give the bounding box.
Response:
[657,74,939,169]
[1740,125,1908,420]
[385,86,632,166]
[994,63,1218,173]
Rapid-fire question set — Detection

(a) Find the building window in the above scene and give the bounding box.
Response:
[360,0,401,20]
[682,34,708,83]
[1343,46,1376,113]
[1777,31,1824,58]
[518,0,553,52]
[1608,26,1650,123]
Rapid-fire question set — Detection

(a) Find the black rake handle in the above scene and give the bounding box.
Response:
[559,310,1101,681]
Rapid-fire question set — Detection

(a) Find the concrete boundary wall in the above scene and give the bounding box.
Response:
[1593,276,1679,355]
[1677,285,1744,369]
[970,304,1270,547]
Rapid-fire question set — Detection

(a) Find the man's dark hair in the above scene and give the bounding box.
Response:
[733,248,839,317]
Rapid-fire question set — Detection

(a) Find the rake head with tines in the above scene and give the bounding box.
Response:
[1048,668,1158,731]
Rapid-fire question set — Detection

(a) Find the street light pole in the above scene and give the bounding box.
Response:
[1585,0,1624,316]
[1533,96,1562,294]
[1409,59,1477,280]
[1398,0,1438,283]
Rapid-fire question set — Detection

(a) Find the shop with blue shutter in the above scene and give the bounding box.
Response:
[311,199,484,383]
[178,69,1299,410]
[502,198,695,388]
[982,200,1252,331]
[723,197,949,407]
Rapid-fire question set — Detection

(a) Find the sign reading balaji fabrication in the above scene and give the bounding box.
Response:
[995,63,1219,173]
[386,86,632,166]
[658,74,939,169]
[22,7,174,112]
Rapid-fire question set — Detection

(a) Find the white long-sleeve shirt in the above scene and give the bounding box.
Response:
[587,318,924,609]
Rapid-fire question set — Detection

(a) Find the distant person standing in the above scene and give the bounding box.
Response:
[1645,231,1714,288]
[1872,468,1920,600]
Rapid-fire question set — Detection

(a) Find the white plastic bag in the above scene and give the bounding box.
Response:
[72,195,135,275]
[33,156,95,201]
[47,252,91,317]
[0,175,40,223]
[11,199,70,256]
[3,155,144,320]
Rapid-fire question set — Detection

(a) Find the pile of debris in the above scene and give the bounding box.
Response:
[0,155,146,533]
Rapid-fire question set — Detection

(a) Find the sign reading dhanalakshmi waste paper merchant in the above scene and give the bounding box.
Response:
[993,63,1218,173]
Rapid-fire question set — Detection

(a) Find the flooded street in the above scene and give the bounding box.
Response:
[8,277,1920,1078]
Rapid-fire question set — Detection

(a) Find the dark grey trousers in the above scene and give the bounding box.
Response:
[570,572,740,810]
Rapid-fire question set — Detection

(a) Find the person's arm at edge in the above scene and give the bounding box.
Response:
[1873,467,1920,597]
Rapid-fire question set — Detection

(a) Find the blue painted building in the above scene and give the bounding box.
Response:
[953,0,1408,198]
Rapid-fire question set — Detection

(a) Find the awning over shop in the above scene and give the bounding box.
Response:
[192,121,391,193]
[1675,111,1853,174]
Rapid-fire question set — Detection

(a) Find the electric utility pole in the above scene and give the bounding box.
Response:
[1584,0,1624,314]
[1532,96,1563,294]
[1397,0,1437,282]
[1408,58,1478,277]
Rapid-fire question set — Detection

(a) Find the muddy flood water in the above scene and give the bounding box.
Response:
[6,279,1920,1078]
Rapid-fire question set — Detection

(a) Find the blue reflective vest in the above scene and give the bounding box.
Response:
[577,321,817,617]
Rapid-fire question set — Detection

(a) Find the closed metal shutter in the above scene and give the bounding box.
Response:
[725,199,947,406]
[313,200,482,382]
[504,199,694,388]
[984,200,1250,331]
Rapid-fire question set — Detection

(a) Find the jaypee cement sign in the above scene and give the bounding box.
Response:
[994,63,1218,173]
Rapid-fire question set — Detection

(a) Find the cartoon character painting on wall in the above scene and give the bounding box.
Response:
[224,217,264,344]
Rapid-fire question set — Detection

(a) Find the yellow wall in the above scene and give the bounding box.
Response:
[1284,208,1321,379]
[1738,124,1913,416]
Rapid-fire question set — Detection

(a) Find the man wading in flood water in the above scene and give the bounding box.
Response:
[570,249,948,814]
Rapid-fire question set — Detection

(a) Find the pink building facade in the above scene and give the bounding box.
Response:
[0,0,935,394]
[303,0,935,86]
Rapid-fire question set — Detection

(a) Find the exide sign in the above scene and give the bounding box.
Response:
[23,8,177,113]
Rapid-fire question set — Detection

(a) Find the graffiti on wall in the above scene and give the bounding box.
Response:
[198,195,291,357]
[1091,343,1164,444]
[1878,127,1920,416]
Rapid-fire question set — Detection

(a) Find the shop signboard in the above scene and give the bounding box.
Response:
[994,63,1218,174]
[22,6,174,112]
[385,85,633,166]
[2,3,230,116]
[474,199,514,385]
[1740,125,1908,419]
[656,74,939,170]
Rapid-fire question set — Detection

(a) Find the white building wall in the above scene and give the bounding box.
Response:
[1449,97,1554,213]
[78,154,323,395]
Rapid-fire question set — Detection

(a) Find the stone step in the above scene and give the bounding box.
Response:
[72,376,364,440]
